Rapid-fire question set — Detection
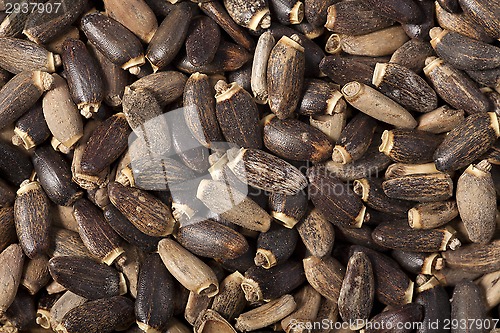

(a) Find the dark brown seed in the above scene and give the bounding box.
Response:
[352,245,414,306]
[433,267,483,286]
[81,12,145,75]
[373,62,438,113]
[392,250,444,275]
[0,70,53,130]
[338,251,374,329]
[430,27,500,71]
[61,38,104,118]
[176,43,247,74]
[303,255,344,302]
[73,198,124,265]
[373,222,460,252]
[198,1,255,50]
[379,129,442,164]
[0,207,15,252]
[451,280,488,333]
[0,141,33,187]
[390,39,435,73]
[294,22,324,39]
[332,112,377,164]
[223,0,271,31]
[227,147,308,195]
[297,208,335,257]
[12,102,50,150]
[414,279,451,333]
[437,0,461,12]
[108,181,176,237]
[58,296,134,333]
[211,272,246,321]
[183,72,224,148]
[298,79,345,116]
[416,105,465,134]
[255,224,298,269]
[353,177,413,217]
[20,254,50,296]
[14,180,50,259]
[4,288,36,330]
[433,112,500,171]
[401,0,435,40]
[0,37,60,74]
[307,165,367,228]
[267,35,305,119]
[281,285,322,333]
[32,145,83,206]
[458,0,500,39]
[382,173,454,202]
[336,224,389,252]
[135,253,175,333]
[176,219,249,260]
[0,5,33,38]
[0,244,24,313]
[320,55,374,86]
[214,80,262,149]
[48,228,93,259]
[80,113,131,175]
[364,303,424,333]
[423,57,490,115]
[408,200,459,230]
[456,160,496,244]
[48,256,126,300]
[268,0,304,25]
[242,260,305,302]
[268,191,307,229]
[364,0,423,24]
[146,2,193,72]
[23,0,87,44]
[442,239,500,274]
[186,16,221,66]
[303,0,332,27]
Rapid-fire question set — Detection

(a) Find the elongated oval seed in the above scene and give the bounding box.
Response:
[255,224,298,269]
[251,31,275,104]
[223,0,271,31]
[296,208,335,258]
[158,238,219,297]
[303,256,345,302]
[186,16,221,67]
[379,129,442,164]
[11,102,49,150]
[268,191,308,229]
[382,173,454,202]
[0,244,24,313]
[342,81,417,129]
[451,280,488,333]
[130,71,187,108]
[416,106,465,134]
[0,37,60,74]
[408,200,459,230]
[442,240,500,274]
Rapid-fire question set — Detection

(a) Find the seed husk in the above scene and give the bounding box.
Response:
[48,256,127,300]
[307,164,367,228]
[81,12,145,75]
[364,303,424,333]
[73,198,124,265]
[320,55,374,86]
[23,0,88,44]
[385,162,441,179]
[351,245,414,306]
[456,160,497,244]
[32,145,83,206]
[104,0,158,44]
[442,239,500,274]
[433,112,500,171]
[458,0,500,39]
[108,181,176,237]
[235,294,296,332]
[42,74,83,152]
[390,39,435,74]
[223,0,271,31]
[298,79,346,116]
[198,1,255,51]
[80,113,131,175]
[135,253,175,333]
[0,37,60,74]
[309,112,347,142]
[303,255,344,302]
[342,81,417,129]
[184,290,213,326]
[185,16,221,67]
[214,80,262,149]
[267,35,305,120]
[416,105,465,134]
[14,180,50,259]
[193,309,237,333]
[0,207,15,252]
[325,0,394,35]
[255,223,298,269]
[0,244,24,313]
[408,200,459,230]
[423,57,490,115]
[269,0,304,26]
[313,299,338,333]
[379,129,442,164]
[475,270,500,311]
[46,291,87,331]
[114,244,144,299]
[353,177,413,217]
[176,219,249,260]
[57,296,134,333]
[146,2,193,72]
[333,112,377,164]
[158,238,219,297]
[296,208,335,258]
[61,38,104,118]
[251,31,275,104]
[12,101,50,150]
[451,280,488,333]
[268,191,307,229]
[280,285,321,333]
[211,271,246,321]
[226,147,307,195]
[338,251,374,330]
[382,173,454,202]
[0,70,53,130]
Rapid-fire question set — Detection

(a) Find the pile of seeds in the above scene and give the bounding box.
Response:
[0,0,500,332]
